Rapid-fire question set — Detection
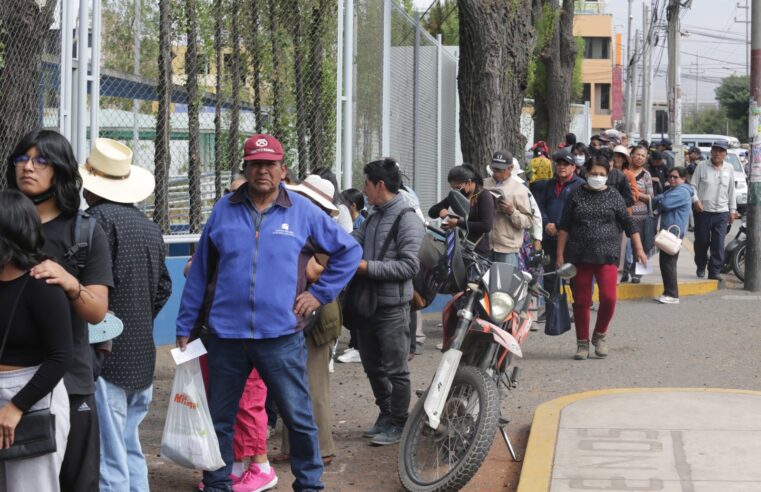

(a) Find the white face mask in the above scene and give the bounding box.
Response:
[587,175,607,190]
[574,155,586,166]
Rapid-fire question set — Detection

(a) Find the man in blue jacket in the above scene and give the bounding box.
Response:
[535,149,585,295]
[176,134,361,492]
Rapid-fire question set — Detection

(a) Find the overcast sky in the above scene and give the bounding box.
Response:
[413,0,750,104]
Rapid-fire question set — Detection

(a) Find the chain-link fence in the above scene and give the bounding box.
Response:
[0,1,62,188]
[1,0,459,234]
[354,0,459,213]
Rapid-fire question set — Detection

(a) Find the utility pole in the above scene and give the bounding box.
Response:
[625,0,634,133]
[640,3,653,141]
[630,30,640,135]
[736,0,750,77]
[667,0,683,168]
[745,0,761,291]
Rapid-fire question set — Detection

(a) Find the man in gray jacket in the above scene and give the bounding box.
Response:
[352,158,424,446]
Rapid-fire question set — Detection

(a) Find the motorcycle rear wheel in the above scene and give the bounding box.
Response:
[397,366,499,492]
[732,243,746,282]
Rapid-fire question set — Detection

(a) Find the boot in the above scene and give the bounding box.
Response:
[592,332,608,357]
[574,340,589,360]
[620,269,630,283]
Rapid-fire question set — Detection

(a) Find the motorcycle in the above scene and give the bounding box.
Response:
[397,191,576,492]
[723,221,746,281]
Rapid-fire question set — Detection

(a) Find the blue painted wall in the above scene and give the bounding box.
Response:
[153,257,449,346]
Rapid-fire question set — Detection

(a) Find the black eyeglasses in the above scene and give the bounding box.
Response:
[13,155,50,170]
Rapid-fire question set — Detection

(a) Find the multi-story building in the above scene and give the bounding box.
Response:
[573,0,615,134]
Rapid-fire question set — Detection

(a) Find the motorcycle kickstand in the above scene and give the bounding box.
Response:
[498,416,521,462]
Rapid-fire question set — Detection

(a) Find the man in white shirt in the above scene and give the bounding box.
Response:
[691,140,739,280]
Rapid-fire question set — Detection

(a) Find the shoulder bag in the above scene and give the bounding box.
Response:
[343,210,413,319]
[544,278,571,336]
[655,225,682,256]
[0,276,57,461]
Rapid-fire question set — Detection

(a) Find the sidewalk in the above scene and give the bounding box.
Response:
[578,238,719,302]
[518,388,761,491]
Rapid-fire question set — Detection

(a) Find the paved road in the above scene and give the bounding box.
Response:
[142,284,759,491]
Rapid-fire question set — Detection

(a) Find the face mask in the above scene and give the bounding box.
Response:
[574,155,585,166]
[587,175,607,190]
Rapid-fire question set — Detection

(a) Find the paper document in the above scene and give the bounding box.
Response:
[635,261,653,276]
[171,338,208,365]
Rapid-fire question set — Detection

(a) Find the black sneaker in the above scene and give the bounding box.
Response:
[362,414,391,438]
[620,271,631,283]
[696,268,706,278]
[370,425,403,446]
[708,273,723,281]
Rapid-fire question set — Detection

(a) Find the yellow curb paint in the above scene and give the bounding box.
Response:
[562,279,717,302]
[517,388,761,492]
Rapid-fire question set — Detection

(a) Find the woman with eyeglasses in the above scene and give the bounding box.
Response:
[428,164,495,256]
[0,189,73,490]
[556,156,648,360]
[6,129,113,491]
[651,167,694,304]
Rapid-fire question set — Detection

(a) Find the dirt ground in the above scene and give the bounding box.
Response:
[143,315,526,491]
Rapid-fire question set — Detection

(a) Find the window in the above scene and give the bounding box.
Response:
[595,83,610,114]
[582,83,591,103]
[583,37,610,59]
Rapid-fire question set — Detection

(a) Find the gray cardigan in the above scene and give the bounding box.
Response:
[352,193,424,307]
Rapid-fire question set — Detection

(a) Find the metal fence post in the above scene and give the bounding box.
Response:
[75,0,89,162]
[412,12,420,190]
[90,0,101,144]
[335,0,344,180]
[381,0,392,157]
[436,33,442,201]
[341,0,354,190]
[59,0,72,139]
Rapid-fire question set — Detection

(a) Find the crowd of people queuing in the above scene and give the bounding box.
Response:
[0,123,738,491]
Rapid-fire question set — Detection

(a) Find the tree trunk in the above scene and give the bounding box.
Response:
[227,0,241,172]
[458,0,539,176]
[249,0,263,134]
[268,0,284,138]
[185,0,201,233]
[0,0,56,188]
[154,0,172,234]
[541,0,576,150]
[213,0,223,199]
[307,1,327,174]
[289,0,308,178]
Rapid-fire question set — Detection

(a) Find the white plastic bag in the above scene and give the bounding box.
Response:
[160,357,225,471]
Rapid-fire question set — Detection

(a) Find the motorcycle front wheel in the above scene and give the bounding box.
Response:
[732,243,746,281]
[397,366,499,492]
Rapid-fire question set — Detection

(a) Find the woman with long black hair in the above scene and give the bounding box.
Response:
[6,129,113,491]
[428,164,495,256]
[0,189,72,490]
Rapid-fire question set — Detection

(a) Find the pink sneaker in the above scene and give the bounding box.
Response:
[231,463,278,492]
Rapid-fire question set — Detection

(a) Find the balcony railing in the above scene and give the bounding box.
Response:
[575,0,606,15]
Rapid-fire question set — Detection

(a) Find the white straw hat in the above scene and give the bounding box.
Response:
[80,138,155,203]
[286,175,339,216]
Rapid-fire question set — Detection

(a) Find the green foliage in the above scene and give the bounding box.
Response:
[420,0,459,45]
[526,4,558,99]
[571,36,584,101]
[715,75,750,142]
[683,107,731,135]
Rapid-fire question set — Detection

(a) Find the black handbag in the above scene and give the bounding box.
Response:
[342,209,413,319]
[639,200,658,257]
[544,279,572,337]
[0,276,56,461]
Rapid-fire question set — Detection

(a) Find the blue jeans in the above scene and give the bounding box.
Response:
[95,378,152,492]
[204,333,323,492]
[491,251,520,266]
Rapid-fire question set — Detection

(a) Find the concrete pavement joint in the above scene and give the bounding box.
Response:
[670,430,695,492]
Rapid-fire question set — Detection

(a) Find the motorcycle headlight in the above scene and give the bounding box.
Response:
[490,292,515,323]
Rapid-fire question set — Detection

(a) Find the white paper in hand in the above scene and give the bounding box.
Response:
[635,261,653,276]
[170,339,208,365]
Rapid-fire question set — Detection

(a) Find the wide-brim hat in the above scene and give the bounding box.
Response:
[80,138,155,203]
[286,174,339,216]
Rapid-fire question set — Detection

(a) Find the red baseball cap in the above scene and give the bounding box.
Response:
[243,134,284,161]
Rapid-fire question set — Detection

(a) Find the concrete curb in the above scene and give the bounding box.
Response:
[516,388,761,492]
[566,278,719,302]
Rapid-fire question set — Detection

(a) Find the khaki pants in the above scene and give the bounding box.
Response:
[281,336,335,457]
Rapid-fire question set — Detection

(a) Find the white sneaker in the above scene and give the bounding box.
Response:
[655,295,679,304]
[328,358,335,373]
[336,348,362,363]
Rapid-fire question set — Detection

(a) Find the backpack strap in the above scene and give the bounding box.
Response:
[64,212,95,272]
[377,208,415,260]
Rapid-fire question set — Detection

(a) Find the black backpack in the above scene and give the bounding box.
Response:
[63,211,96,275]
